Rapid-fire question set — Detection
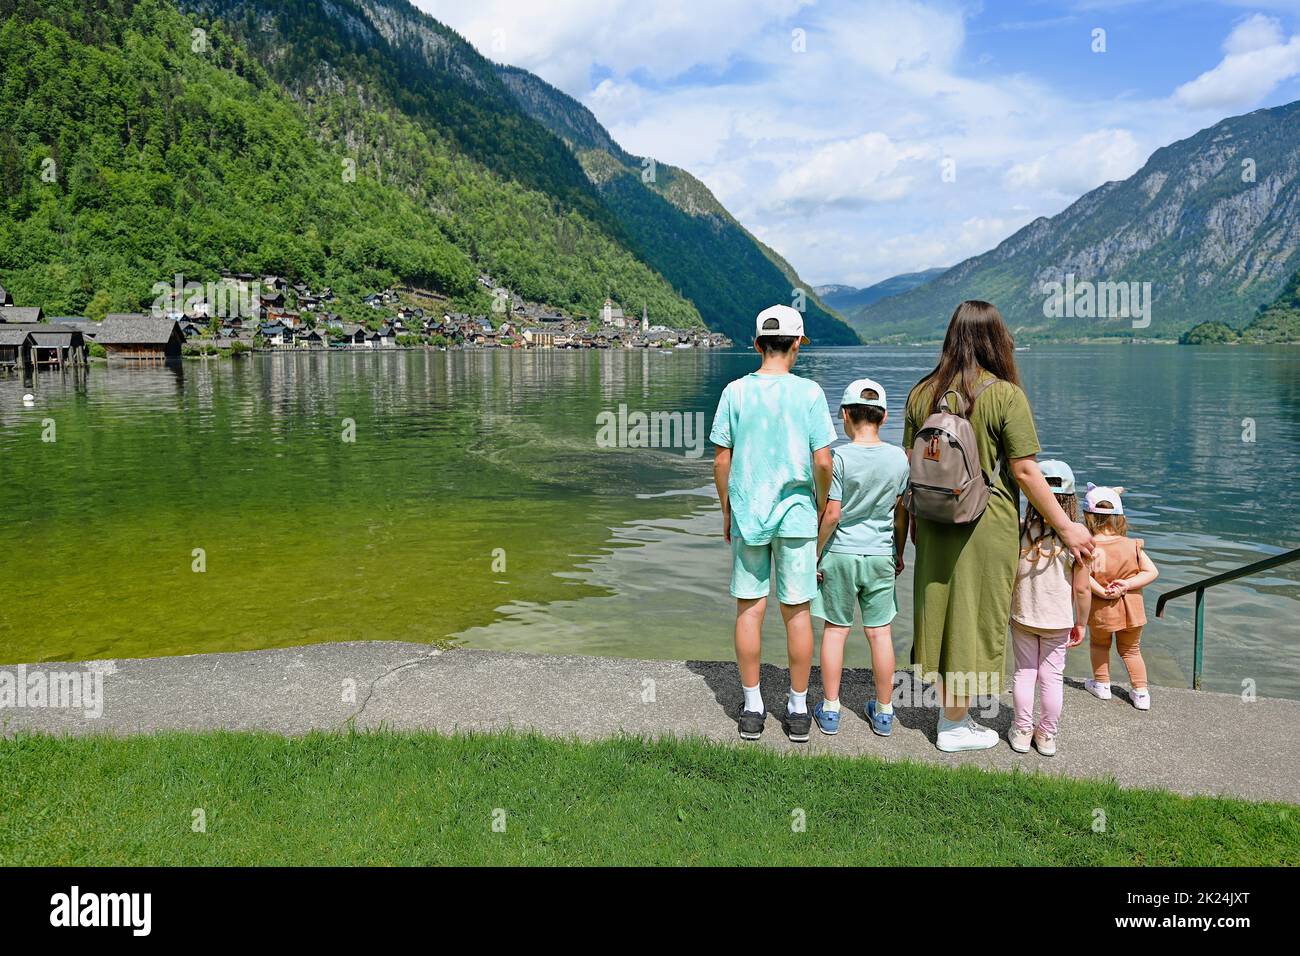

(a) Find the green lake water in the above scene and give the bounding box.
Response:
[2,346,1298,698]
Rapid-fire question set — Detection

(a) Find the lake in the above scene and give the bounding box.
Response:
[2,345,1297,698]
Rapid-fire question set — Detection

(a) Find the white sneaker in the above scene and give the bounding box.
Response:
[1008,726,1033,753]
[936,716,998,753]
[1131,687,1151,711]
[1033,730,1058,757]
[1085,679,1112,700]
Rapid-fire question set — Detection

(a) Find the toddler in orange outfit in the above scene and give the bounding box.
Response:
[1082,484,1159,710]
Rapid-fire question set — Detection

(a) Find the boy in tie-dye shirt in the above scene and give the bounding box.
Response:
[710,305,835,743]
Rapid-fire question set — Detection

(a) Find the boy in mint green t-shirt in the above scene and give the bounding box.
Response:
[710,305,835,743]
[810,378,910,739]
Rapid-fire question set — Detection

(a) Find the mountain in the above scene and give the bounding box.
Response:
[495,66,860,345]
[1183,264,1300,343]
[815,268,947,314]
[851,101,1300,342]
[814,284,857,298]
[0,0,858,343]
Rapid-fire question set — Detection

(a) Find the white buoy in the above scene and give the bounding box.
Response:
[22,393,35,405]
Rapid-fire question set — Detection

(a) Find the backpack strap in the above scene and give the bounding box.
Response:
[938,377,998,417]
[968,377,1002,486]
[937,388,967,415]
[970,376,999,405]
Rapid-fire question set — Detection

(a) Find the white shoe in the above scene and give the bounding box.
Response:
[1008,726,1033,754]
[1033,730,1058,757]
[1085,679,1112,700]
[936,716,998,753]
[1131,688,1151,711]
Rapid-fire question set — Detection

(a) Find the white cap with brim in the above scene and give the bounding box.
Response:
[841,378,887,409]
[1083,482,1125,515]
[755,304,809,345]
[1039,459,1076,495]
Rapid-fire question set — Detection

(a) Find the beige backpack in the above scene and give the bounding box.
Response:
[904,379,1000,524]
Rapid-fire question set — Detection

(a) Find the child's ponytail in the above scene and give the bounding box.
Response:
[1021,492,1080,559]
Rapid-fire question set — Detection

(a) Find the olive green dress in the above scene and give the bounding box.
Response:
[903,374,1041,695]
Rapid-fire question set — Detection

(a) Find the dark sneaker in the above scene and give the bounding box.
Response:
[738,709,766,740]
[784,708,812,743]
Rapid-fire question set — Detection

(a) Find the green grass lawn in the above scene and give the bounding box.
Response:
[1,730,1295,866]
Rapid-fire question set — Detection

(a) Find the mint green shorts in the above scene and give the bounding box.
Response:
[811,552,898,627]
[730,535,817,605]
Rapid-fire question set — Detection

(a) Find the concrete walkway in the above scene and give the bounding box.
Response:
[2,643,1297,804]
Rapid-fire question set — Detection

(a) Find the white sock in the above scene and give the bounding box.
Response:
[875,700,894,715]
[788,687,808,714]
[742,683,763,713]
[938,712,964,729]
[822,697,841,713]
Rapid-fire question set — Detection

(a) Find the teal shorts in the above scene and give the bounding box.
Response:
[811,552,898,627]
[730,535,817,605]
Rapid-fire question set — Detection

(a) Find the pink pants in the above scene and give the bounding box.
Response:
[1011,623,1070,736]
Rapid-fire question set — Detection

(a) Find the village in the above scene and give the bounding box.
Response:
[0,272,731,373]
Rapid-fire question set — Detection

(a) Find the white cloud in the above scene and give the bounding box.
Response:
[1224,12,1286,53]
[1005,129,1143,197]
[587,79,643,126]
[771,133,934,210]
[1174,14,1300,110]
[422,1,1286,286]
[417,0,810,95]
[755,214,1032,288]
[819,0,965,78]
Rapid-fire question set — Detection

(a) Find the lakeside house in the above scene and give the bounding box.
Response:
[0,320,89,368]
[0,306,44,324]
[51,318,102,340]
[0,301,91,368]
[0,327,32,371]
[258,289,286,314]
[522,328,557,348]
[258,322,290,346]
[267,308,301,329]
[333,324,367,346]
[24,325,89,367]
[97,315,184,362]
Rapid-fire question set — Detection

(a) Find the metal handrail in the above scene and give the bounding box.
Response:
[1155,547,1300,689]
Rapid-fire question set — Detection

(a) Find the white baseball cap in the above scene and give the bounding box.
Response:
[1039,459,1076,495]
[1083,482,1125,515]
[755,304,808,344]
[840,378,887,409]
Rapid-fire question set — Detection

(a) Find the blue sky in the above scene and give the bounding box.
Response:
[425,0,1300,287]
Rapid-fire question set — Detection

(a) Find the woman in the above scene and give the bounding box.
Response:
[904,301,1093,752]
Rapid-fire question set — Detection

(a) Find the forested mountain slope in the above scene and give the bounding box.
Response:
[0,0,702,325]
[495,65,860,345]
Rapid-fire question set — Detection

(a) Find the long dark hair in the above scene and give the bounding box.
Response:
[913,301,1021,413]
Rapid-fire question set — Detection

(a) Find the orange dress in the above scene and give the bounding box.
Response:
[1088,536,1146,631]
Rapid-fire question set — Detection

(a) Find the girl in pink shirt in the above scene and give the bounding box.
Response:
[1008,460,1092,757]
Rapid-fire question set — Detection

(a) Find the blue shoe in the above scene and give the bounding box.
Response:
[866,699,894,737]
[812,701,840,735]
